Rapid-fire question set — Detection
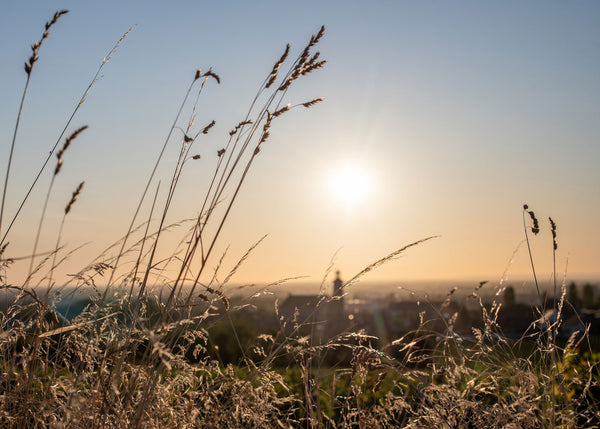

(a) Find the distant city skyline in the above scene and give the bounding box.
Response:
[1,2,599,287]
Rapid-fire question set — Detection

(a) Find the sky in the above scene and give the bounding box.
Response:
[1,1,599,290]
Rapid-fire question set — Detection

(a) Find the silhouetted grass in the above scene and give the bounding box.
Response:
[1,10,599,429]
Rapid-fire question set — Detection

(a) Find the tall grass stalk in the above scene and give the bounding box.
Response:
[0,10,69,242]
[47,181,84,288]
[28,126,88,279]
[0,24,133,250]
[105,74,203,292]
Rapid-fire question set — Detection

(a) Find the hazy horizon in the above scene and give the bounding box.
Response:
[21,276,600,304]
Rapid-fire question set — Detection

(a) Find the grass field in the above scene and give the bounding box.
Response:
[1,10,599,428]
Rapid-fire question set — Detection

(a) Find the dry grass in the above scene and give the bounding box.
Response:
[1,10,599,429]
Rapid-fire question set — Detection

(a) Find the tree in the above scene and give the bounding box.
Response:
[568,282,581,311]
[582,283,595,309]
[541,290,549,309]
[503,286,516,307]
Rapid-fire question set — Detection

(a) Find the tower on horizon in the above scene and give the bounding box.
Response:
[326,270,346,338]
[333,270,343,298]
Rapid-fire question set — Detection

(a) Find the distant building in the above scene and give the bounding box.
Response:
[386,300,461,336]
[279,270,348,341]
[279,275,480,347]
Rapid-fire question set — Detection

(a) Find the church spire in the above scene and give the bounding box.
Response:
[333,270,343,297]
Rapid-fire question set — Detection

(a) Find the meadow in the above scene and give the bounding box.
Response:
[1,10,599,428]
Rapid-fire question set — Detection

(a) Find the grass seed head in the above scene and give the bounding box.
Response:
[302,59,327,75]
[258,112,273,144]
[65,181,84,215]
[528,211,540,234]
[55,125,88,175]
[45,10,69,33]
[264,111,273,131]
[202,68,221,84]
[221,296,230,311]
[229,120,252,136]
[476,280,488,291]
[266,44,290,89]
[202,120,216,134]
[549,217,557,249]
[25,10,69,75]
[302,97,324,108]
[524,204,540,235]
[273,104,290,117]
[259,132,270,144]
[313,25,325,46]
[0,242,8,258]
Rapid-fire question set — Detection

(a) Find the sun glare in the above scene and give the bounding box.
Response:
[329,163,372,206]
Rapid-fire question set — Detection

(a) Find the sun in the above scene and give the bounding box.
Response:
[329,163,372,206]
